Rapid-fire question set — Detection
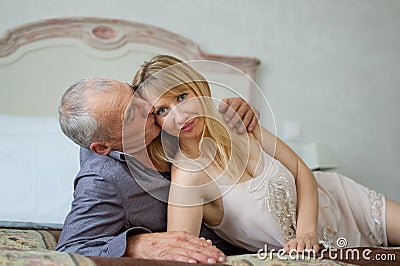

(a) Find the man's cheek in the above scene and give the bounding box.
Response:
[156,117,164,127]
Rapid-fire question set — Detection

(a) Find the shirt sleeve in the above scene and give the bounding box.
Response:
[55,174,151,257]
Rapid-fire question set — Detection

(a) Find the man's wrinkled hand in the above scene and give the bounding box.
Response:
[125,231,225,264]
[218,97,259,134]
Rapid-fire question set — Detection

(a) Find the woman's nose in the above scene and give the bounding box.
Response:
[171,105,187,125]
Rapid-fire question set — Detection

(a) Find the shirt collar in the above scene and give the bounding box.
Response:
[108,150,127,162]
[109,150,171,179]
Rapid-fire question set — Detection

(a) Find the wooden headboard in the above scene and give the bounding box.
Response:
[0,17,260,226]
[0,17,260,117]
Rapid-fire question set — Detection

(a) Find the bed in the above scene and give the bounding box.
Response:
[0,17,398,266]
[1,227,398,266]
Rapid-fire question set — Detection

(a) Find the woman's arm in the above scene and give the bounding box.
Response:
[167,165,208,236]
[252,125,319,252]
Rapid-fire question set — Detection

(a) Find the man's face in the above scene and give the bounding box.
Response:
[91,82,160,154]
[122,92,161,154]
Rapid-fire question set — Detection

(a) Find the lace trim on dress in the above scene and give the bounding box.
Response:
[368,189,384,246]
[266,176,297,241]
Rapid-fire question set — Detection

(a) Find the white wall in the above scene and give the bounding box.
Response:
[1,0,399,201]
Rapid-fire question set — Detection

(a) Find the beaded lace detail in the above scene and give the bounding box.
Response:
[318,225,336,249]
[368,189,384,246]
[266,176,297,241]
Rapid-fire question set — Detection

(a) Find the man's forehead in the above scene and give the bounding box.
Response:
[102,83,134,115]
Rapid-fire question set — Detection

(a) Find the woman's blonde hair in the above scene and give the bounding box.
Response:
[132,55,247,180]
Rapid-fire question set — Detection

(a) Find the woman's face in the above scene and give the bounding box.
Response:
[145,86,205,141]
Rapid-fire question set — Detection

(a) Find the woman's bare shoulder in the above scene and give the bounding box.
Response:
[171,161,212,187]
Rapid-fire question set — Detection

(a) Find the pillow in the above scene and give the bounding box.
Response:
[0,115,80,226]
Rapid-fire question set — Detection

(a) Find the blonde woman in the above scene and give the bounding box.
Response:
[132,54,400,253]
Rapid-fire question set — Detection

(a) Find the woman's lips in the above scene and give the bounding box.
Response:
[181,119,195,132]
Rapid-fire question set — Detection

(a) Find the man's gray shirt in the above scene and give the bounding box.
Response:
[55,148,247,257]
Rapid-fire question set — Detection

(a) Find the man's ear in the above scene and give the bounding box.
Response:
[89,142,112,155]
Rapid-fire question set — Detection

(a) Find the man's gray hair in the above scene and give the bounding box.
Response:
[58,78,114,149]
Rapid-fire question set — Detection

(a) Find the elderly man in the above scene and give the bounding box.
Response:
[56,78,257,263]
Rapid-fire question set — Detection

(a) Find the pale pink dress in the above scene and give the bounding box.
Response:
[207,150,387,252]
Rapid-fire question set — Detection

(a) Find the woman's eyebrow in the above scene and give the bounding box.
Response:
[153,102,165,111]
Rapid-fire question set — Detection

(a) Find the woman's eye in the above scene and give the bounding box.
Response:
[156,107,167,116]
[177,93,188,102]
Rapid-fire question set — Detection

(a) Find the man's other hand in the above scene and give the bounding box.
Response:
[219,97,259,134]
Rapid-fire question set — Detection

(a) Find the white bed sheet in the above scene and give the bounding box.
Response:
[0,114,79,227]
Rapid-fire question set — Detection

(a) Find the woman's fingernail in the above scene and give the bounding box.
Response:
[188,259,197,263]
[219,256,225,262]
